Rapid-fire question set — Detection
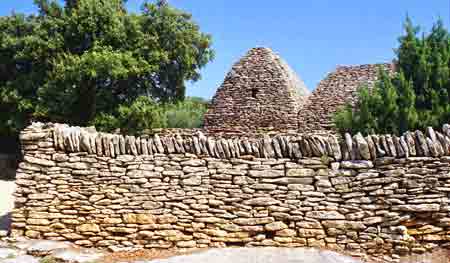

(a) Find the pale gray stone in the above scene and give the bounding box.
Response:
[340,160,373,169]
[305,211,345,220]
[243,197,280,206]
[286,169,315,177]
[181,175,202,186]
[354,133,370,160]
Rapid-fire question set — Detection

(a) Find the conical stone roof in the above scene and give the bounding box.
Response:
[204,47,309,130]
[297,63,395,134]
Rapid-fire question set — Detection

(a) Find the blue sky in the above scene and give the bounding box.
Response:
[0,1,449,99]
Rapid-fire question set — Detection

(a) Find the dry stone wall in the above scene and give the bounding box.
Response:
[11,122,450,260]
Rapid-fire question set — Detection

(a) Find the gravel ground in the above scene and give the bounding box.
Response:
[0,180,15,232]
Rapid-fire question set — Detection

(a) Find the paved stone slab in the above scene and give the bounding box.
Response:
[0,248,18,259]
[0,255,39,263]
[18,240,73,256]
[52,248,104,263]
[145,248,362,263]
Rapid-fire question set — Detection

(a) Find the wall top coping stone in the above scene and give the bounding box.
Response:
[19,122,450,161]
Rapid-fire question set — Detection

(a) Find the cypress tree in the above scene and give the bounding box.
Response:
[395,71,418,132]
[376,70,399,134]
[334,18,450,135]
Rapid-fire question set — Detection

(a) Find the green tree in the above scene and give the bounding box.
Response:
[0,0,214,136]
[334,17,450,135]
[376,70,400,134]
[395,71,418,132]
[93,96,208,134]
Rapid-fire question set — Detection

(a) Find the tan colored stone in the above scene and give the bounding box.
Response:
[28,194,54,200]
[123,214,155,224]
[25,230,41,239]
[308,238,326,247]
[233,217,275,226]
[106,227,137,234]
[103,218,123,224]
[76,224,100,233]
[274,237,293,243]
[157,214,177,224]
[298,229,326,238]
[63,233,84,240]
[276,229,297,237]
[286,169,315,177]
[202,229,228,237]
[264,221,288,231]
[26,219,51,225]
[177,240,197,248]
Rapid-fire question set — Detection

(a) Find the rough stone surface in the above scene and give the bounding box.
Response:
[298,63,395,133]
[11,122,450,260]
[203,47,309,130]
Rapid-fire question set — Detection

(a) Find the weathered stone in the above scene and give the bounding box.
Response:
[340,161,373,169]
[305,211,345,220]
[76,224,100,232]
[233,217,275,226]
[264,221,288,231]
[385,135,397,157]
[402,131,415,157]
[321,220,366,230]
[354,133,370,160]
[395,204,440,212]
[286,169,315,177]
[362,217,383,225]
[204,47,308,130]
[182,175,202,186]
[28,194,54,200]
[287,184,315,191]
[298,229,326,238]
[248,170,284,178]
[23,156,55,167]
[123,214,156,224]
[244,198,280,206]
[15,122,450,257]
[415,130,430,156]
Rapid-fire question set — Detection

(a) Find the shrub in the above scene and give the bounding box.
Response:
[92,96,208,134]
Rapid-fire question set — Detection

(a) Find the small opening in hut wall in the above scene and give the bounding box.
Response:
[251,88,259,98]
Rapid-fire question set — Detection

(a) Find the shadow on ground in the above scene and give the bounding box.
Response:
[0,179,15,235]
[0,212,11,233]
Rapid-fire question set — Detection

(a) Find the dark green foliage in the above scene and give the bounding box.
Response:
[93,96,208,134]
[164,97,209,128]
[0,0,214,136]
[334,17,450,135]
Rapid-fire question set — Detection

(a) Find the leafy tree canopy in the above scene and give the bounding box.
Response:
[334,17,450,135]
[0,0,214,136]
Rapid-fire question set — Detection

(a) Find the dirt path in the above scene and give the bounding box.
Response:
[0,180,15,232]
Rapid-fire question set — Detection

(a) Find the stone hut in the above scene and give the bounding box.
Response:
[203,47,310,131]
[297,63,395,134]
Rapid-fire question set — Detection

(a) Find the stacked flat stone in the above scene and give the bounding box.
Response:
[298,64,395,133]
[43,123,450,161]
[203,47,309,131]
[11,122,450,261]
